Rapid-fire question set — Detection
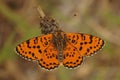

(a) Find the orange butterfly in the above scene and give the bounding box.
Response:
[16,30,104,70]
[16,7,104,70]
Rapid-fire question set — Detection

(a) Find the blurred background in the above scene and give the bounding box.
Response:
[0,0,120,80]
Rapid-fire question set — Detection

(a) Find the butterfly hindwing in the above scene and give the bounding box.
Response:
[63,42,83,68]
[38,43,59,70]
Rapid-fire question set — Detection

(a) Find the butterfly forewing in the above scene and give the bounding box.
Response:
[16,34,53,60]
[65,33,104,56]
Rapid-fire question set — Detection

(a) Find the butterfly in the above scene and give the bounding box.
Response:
[16,30,104,70]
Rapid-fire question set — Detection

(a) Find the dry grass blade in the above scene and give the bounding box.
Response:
[36,6,45,18]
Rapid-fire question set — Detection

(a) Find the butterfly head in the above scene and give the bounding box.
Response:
[40,16,61,34]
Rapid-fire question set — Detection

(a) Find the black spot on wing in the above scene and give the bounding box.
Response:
[34,37,38,44]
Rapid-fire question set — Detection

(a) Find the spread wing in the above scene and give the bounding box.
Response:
[16,34,59,70]
[63,33,104,68]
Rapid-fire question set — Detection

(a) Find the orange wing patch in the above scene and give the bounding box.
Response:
[65,33,104,57]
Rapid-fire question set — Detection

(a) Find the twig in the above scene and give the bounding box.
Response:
[36,6,45,18]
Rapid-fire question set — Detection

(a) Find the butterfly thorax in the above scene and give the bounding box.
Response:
[52,30,66,62]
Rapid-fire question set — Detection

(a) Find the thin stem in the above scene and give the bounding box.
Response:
[36,6,45,18]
